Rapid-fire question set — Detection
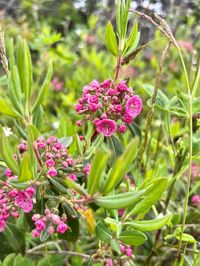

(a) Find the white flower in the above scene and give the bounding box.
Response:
[2,127,12,137]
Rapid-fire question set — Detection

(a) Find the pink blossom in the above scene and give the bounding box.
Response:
[48,226,55,235]
[79,135,84,141]
[32,214,41,221]
[51,214,61,225]
[25,187,36,197]
[118,209,125,216]
[96,119,117,137]
[5,168,12,177]
[54,142,62,150]
[120,244,126,252]
[32,229,40,238]
[117,80,128,92]
[191,195,200,205]
[37,142,46,149]
[46,152,53,159]
[35,220,46,231]
[126,247,133,257]
[106,259,113,266]
[62,161,68,168]
[69,173,77,181]
[66,158,75,166]
[46,159,55,167]
[46,136,57,145]
[15,191,34,213]
[18,142,27,153]
[118,125,127,133]
[48,167,57,177]
[83,163,91,176]
[122,114,133,124]
[0,220,6,232]
[56,222,68,233]
[126,95,143,118]
[76,120,82,127]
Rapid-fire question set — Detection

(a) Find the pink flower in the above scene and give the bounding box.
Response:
[15,191,34,213]
[32,214,41,221]
[69,173,77,181]
[48,167,57,177]
[76,120,82,127]
[126,247,133,257]
[106,259,113,266]
[32,229,40,238]
[46,136,57,145]
[79,135,84,141]
[125,95,143,118]
[56,222,68,234]
[46,159,55,167]
[54,142,62,150]
[18,142,27,153]
[96,119,117,137]
[62,161,68,168]
[122,114,133,124]
[35,220,46,231]
[37,142,46,149]
[0,220,6,232]
[5,168,12,177]
[118,209,125,216]
[120,244,126,252]
[191,195,200,205]
[118,125,127,133]
[66,158,75,166]
[117,80,128,92]
[83,163,91,176]
[51,214,61,225]
[25,187,36,197]
[48,226,55,235]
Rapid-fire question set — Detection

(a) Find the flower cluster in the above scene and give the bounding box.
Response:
[75,80,143,137]
[32,209,69,238]
[0,178,35,232]
[120,244,133,257]
[35,136,90,180]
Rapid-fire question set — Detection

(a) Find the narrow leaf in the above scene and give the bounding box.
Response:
[32,62,52,113]
[105,21,118,56]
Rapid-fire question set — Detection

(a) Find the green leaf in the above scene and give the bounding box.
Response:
[96,221,112,241]
[7,76,23,115]
[105,21,118,56]
[65,177,88,196]
[38,255,65,266]
[16,37,33,107]
[0,130,19,175]
[59,136,73,148]
[32,62,52,113]
[124,214,172,231]
[127,177,168,217]
[107,135,124,162]
[3,222,25,252]
[110,239,121,254]
[123,32,141,58]
[58,216,79,242]
[87,149,109,195]
[116,0,122,38]
[2,254,16,266]
[121,0,131,39]
[119,230,147,246]
[13,254,24,266]
[19,153,33,182]
[123,20,138,55]
[0,98,21,118]
[48,177,69,194]
[102,138,139,194]
[95,190,145,209]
